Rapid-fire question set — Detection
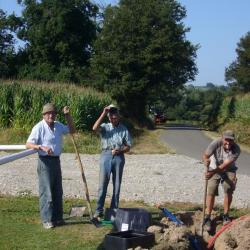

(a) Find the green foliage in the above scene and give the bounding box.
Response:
[165,85,224,129]
[13,0,99,82]
[91,0,198,121]
[0,9,17,78]
[218,94,250,145]
[225,31,250,92]
[0,81,112,131]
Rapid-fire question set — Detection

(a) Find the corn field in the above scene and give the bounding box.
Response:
[0,81,113,131]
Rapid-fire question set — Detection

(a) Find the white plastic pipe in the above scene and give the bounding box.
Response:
[0,145,26,150]
[0,149,37,165]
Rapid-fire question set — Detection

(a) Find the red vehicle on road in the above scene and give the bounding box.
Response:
[149,107,166,124]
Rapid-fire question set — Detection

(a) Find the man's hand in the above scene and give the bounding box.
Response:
[112,149,120,156]
[205,170,214,180]
[204,158,210,168]
[40,146,53,155]
[103,106,110,115]
[63,106,70,115]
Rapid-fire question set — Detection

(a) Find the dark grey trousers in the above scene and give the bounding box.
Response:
[37,156,63,223]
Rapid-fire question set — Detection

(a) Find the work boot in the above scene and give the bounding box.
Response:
[55,220,65,226]
[93,211,104,220]
[222,214,231,225]
[203,215,212,232]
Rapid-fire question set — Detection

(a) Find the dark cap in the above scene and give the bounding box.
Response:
[42,103,56,114]
[223,130,235,140]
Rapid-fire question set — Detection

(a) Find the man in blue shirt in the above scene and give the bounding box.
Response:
[93,105,132,218]
[26,103,75,229]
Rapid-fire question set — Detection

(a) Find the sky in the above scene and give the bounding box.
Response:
[1,0,250,86]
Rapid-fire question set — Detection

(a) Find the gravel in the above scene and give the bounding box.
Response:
[0,153,249,208]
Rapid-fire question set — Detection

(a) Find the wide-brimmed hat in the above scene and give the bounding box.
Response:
[223,130,235,140]
[42,103,56,114]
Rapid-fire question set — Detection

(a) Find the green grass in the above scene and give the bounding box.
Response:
[0,196,158,250]
[0,196,111,250]
[0,196,249,249]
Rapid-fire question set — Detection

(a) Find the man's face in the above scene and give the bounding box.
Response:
[223,137,234,151]
[109,114,119,127]
[43,111,56,126]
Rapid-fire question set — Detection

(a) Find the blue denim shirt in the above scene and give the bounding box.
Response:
[27,119,69,156]
[100,123,132,150]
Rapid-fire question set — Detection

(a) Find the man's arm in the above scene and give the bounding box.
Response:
[26,142,40,151]
[216,159,235,172]
[112,145,130,156]
[120,145,130,153]
[202,153,211,168]
[26,142,53,155]
[204,154,235,179]
[92,106,109,131]
[63,106,75,134]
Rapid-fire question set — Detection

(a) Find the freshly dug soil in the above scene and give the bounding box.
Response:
[147,211,250,250]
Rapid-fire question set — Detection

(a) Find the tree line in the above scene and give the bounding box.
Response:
[0,0,249,124]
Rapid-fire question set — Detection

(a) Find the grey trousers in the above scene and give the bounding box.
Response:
[37,156,63,223]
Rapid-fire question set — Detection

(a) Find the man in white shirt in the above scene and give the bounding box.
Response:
[26,103,75,229]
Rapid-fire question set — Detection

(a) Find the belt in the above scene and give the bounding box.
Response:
[39,155,60,159]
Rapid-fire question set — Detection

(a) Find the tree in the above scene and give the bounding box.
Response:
[0,9,16,77]
[225,32,250,92]
[91,0,198,121]
[206,82,215,89]
[14,0,99,82]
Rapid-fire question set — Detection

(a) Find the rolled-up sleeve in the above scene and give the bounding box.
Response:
[27,124,40,144]
[124,129,132,147]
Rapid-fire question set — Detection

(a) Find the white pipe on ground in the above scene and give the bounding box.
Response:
[0,149,37,165]
[0,145,26,150]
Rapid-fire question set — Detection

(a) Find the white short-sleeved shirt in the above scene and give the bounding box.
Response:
[27,119,69,156]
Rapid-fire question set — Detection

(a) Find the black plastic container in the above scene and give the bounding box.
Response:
[104,230,155,250]
[114,208,151,232]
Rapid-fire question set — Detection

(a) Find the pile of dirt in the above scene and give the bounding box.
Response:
[214,215,250,250]
[144,211,250,250]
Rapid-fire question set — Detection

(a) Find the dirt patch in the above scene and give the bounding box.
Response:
[214,215,250,250]
[146,211,250,250]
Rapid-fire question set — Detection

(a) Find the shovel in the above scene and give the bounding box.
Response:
[69,133,102,227]
[156,204,184,226]
[201,165,209,237]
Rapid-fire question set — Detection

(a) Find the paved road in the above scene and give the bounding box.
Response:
[159,124,250,176]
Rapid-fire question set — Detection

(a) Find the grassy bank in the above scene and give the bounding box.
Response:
[217,94,250,147]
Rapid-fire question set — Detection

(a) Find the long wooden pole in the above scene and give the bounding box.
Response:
[70,134,94,219]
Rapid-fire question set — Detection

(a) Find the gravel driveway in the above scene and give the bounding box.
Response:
[0,153,249,208]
